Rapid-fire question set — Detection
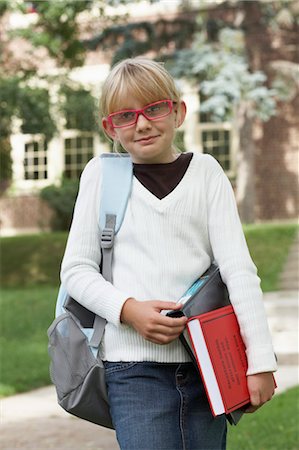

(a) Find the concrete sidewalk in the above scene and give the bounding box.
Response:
[1,291,298,450]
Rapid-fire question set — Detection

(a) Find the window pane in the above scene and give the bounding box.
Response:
[24,139,48,180]
[76,137,82,149]
[202,128,231,172]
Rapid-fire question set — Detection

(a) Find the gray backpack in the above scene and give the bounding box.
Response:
[47,153,133,428]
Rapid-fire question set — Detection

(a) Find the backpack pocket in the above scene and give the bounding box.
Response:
[47,312,96,399]
[47,312,112,427]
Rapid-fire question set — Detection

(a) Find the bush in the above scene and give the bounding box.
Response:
[40,178,79,230]
[0,137,13,195]
[1,232,67,288]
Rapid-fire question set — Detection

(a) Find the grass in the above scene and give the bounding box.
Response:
[244,223,298,292]
[227,386,299,450]
[0,286,57,396]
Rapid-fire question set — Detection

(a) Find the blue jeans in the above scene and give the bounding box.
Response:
[104,361,227,450]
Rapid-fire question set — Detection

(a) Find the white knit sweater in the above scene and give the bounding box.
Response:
[61,153,277,375]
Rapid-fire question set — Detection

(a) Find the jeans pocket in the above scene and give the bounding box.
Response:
[104,361,138,375]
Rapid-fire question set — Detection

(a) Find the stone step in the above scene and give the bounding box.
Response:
[279,268,299,279]
[276,353,299,366]
[282,257,299,269]
[263,293,298,368]
[279,280,299,290]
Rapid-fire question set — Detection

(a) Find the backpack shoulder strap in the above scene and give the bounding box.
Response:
[99,153,133,233]
[90,153,133,348]
[99,153,133,283]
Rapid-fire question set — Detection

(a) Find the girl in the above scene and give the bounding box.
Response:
[61,57,277,450]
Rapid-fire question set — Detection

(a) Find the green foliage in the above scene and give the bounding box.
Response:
[16,1,92,68]
[85,17,197,65]
[0,77,20,137]
[0,137,12,194]
[0,0,9,16]
[40,179,79,230]
[0,78,56,141]
[170,29,277,122]
[59,84,98,131]
[0,232,67,288]
[18,86,56,140]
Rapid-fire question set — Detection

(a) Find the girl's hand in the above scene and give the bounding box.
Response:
[245,372,276,413]
[120,298,188,345]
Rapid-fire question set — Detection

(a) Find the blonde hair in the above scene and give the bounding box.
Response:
[100,57,182,118]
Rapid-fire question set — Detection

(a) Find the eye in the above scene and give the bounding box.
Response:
[118,111,135,120]
[145,104,161,114]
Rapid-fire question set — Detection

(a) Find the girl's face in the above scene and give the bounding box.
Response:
[102,96,186,164]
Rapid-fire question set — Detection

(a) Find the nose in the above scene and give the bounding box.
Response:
[136,112,151,130]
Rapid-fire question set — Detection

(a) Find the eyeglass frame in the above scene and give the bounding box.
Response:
[106,99,175,128]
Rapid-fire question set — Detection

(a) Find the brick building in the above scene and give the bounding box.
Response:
[1,1,298,235]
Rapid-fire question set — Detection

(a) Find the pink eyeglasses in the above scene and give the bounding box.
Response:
[107,99,174,128]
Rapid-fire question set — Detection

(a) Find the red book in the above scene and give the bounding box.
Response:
[186,304,250,417]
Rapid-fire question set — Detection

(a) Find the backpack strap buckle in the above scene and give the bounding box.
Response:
[100,214,116,282]
[101,227,114,249]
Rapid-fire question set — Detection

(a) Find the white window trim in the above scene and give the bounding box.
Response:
[197,122,237,178]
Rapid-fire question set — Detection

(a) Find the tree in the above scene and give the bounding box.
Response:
[0,0,198,193]
[169,26,279,223]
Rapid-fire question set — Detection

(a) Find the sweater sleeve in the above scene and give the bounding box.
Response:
[60,157,130,327]
[205,155,277,375]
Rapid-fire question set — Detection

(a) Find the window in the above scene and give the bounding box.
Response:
[24,139,48,180]
[198,123,235,177]
[202,128,231,171]
[64,133,94,179]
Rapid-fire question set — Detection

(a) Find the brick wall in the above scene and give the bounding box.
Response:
[0,195,54,236]
[255,95,299,220]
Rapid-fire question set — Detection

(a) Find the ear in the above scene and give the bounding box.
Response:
[102,117,117,139]
[175,101,187,128]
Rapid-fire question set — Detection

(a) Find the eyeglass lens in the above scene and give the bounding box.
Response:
[110,100,172,127]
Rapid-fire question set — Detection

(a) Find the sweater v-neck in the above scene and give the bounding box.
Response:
[133,152,193,201]
[133,152,194,207]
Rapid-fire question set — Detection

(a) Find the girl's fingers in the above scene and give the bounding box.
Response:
[150,323,186,336]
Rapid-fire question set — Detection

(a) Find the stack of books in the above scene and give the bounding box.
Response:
[168,264,274,425]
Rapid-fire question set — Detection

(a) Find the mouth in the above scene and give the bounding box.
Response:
[134,135,159,144]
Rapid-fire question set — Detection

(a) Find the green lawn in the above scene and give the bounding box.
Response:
[227,386,299,450]
[0,286,57,396]
[243,223,298,292]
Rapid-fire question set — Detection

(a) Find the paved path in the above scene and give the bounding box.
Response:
[1,291,298,450]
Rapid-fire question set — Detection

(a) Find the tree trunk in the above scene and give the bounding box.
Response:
[236,107,255,224]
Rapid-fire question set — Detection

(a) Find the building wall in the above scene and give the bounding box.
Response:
[0,195,54,236]
[255,94,299,220]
